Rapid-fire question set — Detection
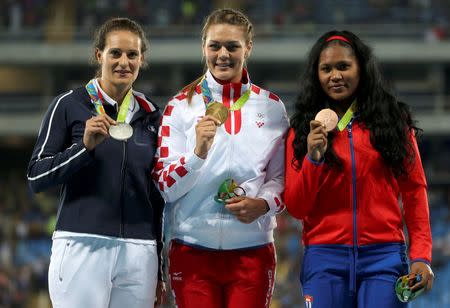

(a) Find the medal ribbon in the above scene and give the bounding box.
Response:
[85,79,133,123]
[200,77,251,111]
[337,101,357,131]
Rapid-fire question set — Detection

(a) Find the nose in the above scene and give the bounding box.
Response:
[218,46,229,59]
[331,70,342,81]
[118,53,129,67]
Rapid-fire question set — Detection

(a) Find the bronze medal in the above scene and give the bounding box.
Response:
[205,102,229,125]
[315,108,338,132]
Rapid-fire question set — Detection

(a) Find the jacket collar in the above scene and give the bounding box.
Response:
[204,68,251,101]
[93,78,157,114]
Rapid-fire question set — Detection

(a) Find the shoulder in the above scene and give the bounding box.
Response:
[250,84,283,105]
[48,87,87,111]
[132,90,160,114]
[250,84,287,123]
[166,85,202,108]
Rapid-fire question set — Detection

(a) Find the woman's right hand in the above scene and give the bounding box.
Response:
[194,115,220,159]
[83,114,116,151]
[307,120,328,162]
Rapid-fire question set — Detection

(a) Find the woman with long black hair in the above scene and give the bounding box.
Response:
[285,30,434,307]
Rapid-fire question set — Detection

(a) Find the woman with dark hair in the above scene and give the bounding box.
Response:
[152,8,288,308]
[285,30,434,307]
[27,18,165,307]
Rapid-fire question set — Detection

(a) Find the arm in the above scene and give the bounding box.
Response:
[225,101,289,222]
[399,131,434,291]
[27,91,95,193]
[152,97,210,203]
[284,128,326,219]
[256,107,290,216]
[225,121,287,223]
[149,180,165,281]
[398,131,432,264]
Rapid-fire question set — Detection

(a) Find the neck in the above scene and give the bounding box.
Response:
[98,79,130,105]
[330,98,354,117]
[211,72,244,85]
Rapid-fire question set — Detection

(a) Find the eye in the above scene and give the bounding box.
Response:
[128,51,139,59]
[320,65,331,73]
[209,43,220,50]
[225,43,240,52]
[337,63,350,70]
[110,49,122,58]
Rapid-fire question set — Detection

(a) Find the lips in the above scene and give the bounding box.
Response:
[216,63,233,68]
[115,70,132,75]
[330,84,345,91]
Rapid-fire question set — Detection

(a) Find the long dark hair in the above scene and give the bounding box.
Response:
[290,30,419,176]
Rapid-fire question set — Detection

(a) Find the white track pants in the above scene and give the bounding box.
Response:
[48,235,158,308]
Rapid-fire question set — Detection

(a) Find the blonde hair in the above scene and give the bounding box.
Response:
[185,8,254,103]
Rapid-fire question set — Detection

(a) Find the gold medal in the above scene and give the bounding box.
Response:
[205,102,229,125]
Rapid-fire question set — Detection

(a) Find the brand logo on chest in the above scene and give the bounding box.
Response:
[256,112,265,128]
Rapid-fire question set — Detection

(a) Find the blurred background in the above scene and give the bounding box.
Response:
[0,0,449,307]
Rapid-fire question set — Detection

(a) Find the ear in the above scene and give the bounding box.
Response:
[245,41,253,59]
[95,48,102,64]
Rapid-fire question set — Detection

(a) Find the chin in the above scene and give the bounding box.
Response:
[330,94,350,102]
[214,71,233,82]
[115,77,134,85]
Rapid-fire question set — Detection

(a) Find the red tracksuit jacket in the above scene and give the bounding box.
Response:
[284,121,432,263]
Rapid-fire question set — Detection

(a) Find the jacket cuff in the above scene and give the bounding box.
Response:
[410,258,431,266]
[259,193,284,217]
[77,142,96,163]
[306,155,324,165]
[185,151,206,171]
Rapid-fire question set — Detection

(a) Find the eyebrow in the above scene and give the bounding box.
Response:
[320,59,352,65]
[108,48,139,52]
[208,40,241,44]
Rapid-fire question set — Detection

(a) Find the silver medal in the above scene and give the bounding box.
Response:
[109,123,133,141]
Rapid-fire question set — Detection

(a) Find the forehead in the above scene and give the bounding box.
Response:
[205,24,247,42]
[319,44,356,63]
[104,30,141,49]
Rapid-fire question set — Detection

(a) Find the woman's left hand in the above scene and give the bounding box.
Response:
[154,280,167,307]
[225,197,269,223]
[410,261,434,292]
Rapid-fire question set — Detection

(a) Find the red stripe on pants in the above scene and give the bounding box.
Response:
[169,240,276,308]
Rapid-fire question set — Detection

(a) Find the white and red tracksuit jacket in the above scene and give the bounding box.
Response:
[152,70,289,250]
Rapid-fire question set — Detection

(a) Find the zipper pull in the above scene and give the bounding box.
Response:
[347,120,354,137]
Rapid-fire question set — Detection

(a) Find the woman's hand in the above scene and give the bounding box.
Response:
[194,115,221,159]
[154,280,167,307]
[83,114,116,151]
[307,120,328,162]
[225,197,269,223]
[410,262,434,292]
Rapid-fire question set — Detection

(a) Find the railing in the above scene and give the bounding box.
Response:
[0,22,446,42]
[1,93,450,115]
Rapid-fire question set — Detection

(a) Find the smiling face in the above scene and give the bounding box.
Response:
[318,43,360,105]
[96,30,143,95]
[203,24,252,83]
